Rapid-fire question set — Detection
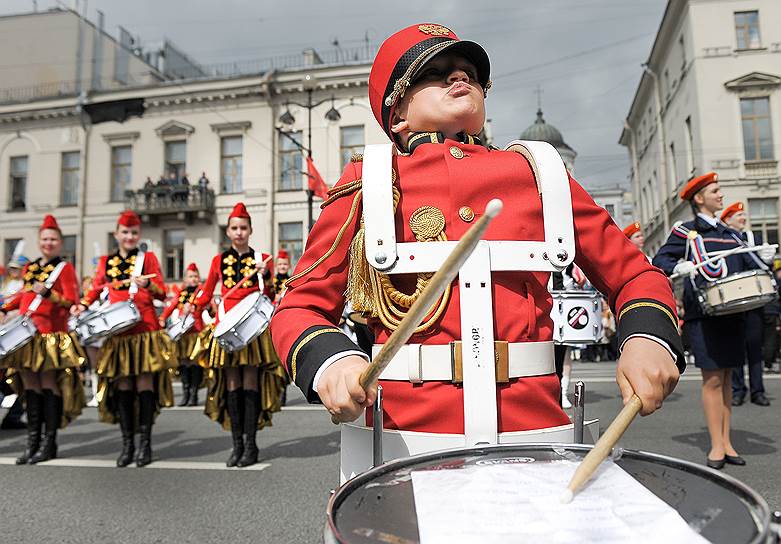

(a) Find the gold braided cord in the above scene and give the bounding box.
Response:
[284,190,363,290]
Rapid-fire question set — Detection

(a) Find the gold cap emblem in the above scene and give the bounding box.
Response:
[418,24,451,36]
[449,146,464,159]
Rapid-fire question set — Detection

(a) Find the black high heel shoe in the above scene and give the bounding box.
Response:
[706,457,725,470]
[725,454,746,466]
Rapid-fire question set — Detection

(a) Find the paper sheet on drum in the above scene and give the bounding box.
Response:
[411,459,710,544]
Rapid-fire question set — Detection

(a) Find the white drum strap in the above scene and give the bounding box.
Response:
[128,251,146,298]
[362,143,397,271]
[26,261,67,314]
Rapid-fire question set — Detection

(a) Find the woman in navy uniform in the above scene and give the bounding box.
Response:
[654,173,760,469]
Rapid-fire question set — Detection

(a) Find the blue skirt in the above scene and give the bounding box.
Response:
[687,315,745,370]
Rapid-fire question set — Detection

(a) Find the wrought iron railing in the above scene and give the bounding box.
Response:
[125,185,215,216]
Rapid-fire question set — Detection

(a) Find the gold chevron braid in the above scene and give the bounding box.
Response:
[618,301,677,330]
[290,327,343,380]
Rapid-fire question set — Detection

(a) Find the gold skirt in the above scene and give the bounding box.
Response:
[0,331,85,371]
[203,329,288,431]
[175,331,201,365]
[95,330,175,424]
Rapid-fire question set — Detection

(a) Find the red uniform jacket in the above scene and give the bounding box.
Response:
[271,139,684,434]
[161,284,206,332]
[193,248,272,325]
[1,257,79,333]
[81,248,166,335]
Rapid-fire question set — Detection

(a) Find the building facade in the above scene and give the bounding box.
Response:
[619,0,781,254]
[0,8,385,284]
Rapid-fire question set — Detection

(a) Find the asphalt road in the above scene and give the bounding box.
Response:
[0,362,778,543]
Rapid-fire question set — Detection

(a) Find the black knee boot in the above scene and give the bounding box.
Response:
[116,389,135,467]
[16,390,43,465]
[188,366,202,407]
[136,390,155,467]
[237,389,260,467]
[225,388,244,467]
[30,389,59,464]
[178,366,191,407]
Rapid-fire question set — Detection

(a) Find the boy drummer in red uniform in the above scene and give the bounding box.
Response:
[186,202,287,467]
[272,24,683,477]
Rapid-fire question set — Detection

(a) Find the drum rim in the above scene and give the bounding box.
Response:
[705,269,774,284]
[325,442,771,543]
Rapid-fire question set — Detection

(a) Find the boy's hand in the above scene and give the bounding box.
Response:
[318,355,377,423]
[616,336,679,416]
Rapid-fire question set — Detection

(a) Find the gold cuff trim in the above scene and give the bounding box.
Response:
[618,301,677,330]
[290,327,343,380]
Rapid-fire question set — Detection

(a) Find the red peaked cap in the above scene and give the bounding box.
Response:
[228,202,251,224]
[117,210,141,227]
[186,262,199,273]
[622,222,641,238]
[368,23,491,144]
[277,249,290,260]
[720,201,745,222]
[679,172,718,201]
[39,214,61,233]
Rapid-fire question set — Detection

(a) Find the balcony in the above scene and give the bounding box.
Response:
[125,185,216,225]
[745,160,779,179]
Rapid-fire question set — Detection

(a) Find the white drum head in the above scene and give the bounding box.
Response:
[214,292,261,337]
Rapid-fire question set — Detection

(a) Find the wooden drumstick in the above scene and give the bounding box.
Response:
[97,273,157,290]
[561,393,643,503]
[329,199,504,424]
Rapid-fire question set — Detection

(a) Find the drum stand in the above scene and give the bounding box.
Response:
[573,381,585,444]
[372,385,383,468]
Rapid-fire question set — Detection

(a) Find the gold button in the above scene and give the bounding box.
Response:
[449,146,464,159]
[459,206,475,222]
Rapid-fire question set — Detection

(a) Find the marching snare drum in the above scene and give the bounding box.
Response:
[698,270,778,316]
[166,313,195,342]
[69,301,141,344]
[213,292,275,352]
[0,315,37,358]
[550,290,604,345]
[325,444,776,544]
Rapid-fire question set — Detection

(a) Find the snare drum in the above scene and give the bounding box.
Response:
[166,313,195,342]
[550,290,604,345]
[69,301,141,344]
[0,315,37,358]
[325,444,776,544]
[213,292,275,352]
[698,270,778,316]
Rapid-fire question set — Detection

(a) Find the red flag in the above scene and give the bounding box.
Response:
[306,156,329,200]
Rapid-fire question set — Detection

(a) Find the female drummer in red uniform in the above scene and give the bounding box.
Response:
[72,210,174,467]
[187,202,287,467]
[159,262,206,406]
[0,215,85,464]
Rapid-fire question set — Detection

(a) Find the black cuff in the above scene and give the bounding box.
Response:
[287,325,366,403]
[617,298,686,373]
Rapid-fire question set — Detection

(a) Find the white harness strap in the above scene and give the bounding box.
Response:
[359,141,575,447]
[27,261,68,314]
[128,250,146,298]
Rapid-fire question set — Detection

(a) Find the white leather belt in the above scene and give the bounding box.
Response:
[375,341,555,383]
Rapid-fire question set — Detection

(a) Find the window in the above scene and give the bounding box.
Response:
[60,151,80,206]
[164,140,186,182]
[62,235,77,265]
[604,204,615,217]
[164,229,185,280]
[110,145,132,202]
[679,34,686,72]
[663,69,671,100]
[340,125,365,171]
[4,238,22,264]
[741,97,774,161]
[669,142,678,188]
[278,221,303,265]
[735,11,761,50]
[220,136,243,194]
[9,156,27,211]
[219,226,232,253]
[107,232,119,254]
[684,116,695,175]
[278,131,303,191]
[748,198,779,246]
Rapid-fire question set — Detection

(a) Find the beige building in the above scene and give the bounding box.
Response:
[0,8,384,284]
[619,0,781,254]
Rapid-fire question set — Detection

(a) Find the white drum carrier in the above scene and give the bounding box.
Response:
[214,290,275,353]
[341,141,599,482]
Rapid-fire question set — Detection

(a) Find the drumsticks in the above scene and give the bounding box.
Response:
[94,273,157,291]
[561,393,643,503]
[221,254,273,301]
[330,199,504,424]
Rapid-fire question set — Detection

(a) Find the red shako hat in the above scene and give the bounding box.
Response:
[277,249,290,260]
[117,210,141,227]
[186,262,199,273]
[228,202,251,223]
[39,214,61,233]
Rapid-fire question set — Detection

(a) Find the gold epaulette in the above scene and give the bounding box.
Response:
[350,152,363,162]
[321,178,362,209]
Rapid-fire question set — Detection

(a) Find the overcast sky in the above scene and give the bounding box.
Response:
[2,0,668,189]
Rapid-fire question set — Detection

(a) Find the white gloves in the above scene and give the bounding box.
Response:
[758,246,775,264]
[673,261,696,276]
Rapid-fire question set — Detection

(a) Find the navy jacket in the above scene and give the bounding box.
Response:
[653,215,760,321]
